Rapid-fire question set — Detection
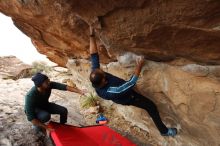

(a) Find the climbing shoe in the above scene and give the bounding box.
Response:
[161,128,177,137]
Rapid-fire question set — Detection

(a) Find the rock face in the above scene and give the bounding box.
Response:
[0,69,148,145]
[1,0,220,66]
[66,54,220,146]
[1,0,220,145]
[0,56,32,80]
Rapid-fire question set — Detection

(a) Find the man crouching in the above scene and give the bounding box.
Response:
[24,72,86,135]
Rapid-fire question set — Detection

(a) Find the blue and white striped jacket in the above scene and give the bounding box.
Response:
[91,53,138,104]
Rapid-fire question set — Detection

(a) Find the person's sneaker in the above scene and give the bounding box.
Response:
[161,128,177,137]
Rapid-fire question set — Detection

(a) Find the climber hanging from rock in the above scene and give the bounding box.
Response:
[88,25,177,137]
[24,72,87,135]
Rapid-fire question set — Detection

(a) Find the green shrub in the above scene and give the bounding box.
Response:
[31,61,52,75]
[80,93,99,109]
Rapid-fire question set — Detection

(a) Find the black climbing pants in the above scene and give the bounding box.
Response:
[127,91,168,134]
[35,102,68,124]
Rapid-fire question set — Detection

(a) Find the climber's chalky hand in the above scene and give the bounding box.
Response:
[136,56,145,69]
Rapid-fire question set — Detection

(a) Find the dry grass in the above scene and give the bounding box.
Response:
[80,93,99,108]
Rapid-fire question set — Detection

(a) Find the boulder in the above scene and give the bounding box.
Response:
[0,56,32,80]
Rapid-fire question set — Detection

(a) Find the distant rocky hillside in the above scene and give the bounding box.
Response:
[0,56,32,80]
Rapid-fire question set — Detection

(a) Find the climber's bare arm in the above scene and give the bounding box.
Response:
[89,26,98,54]
[134,56,145,77]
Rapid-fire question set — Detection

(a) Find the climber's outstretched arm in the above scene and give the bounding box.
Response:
[106,57,145,95]
[89,26,98,55]
[89,25,101,70]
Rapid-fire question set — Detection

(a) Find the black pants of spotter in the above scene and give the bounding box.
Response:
[35,102,68,124]
[128,91,168,134]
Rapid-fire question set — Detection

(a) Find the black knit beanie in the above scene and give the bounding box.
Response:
[31,72,48,87]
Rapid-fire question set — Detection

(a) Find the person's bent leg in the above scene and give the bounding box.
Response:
[47,103,68,124]
[35,108,51,123]
[33,108,51,133]
[129,92,168,134]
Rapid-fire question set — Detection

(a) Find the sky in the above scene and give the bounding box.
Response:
[0,13,55,65]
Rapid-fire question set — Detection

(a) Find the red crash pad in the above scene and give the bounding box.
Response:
[48,122,136,146]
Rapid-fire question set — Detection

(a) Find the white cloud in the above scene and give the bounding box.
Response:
[0,13,55,65]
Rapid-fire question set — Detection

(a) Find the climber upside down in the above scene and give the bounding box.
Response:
[89,26,177,136]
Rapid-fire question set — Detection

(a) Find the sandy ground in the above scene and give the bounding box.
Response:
[0,77,86,146]
[0,76,152,146]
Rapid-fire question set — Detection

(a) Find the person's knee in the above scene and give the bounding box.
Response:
[38,112,51,123]
[59,107,68,124]
[143,99,158,114]
[60,106,68,115]
[64,107,68,115]
[150,100,157,109]
[149,102,158,112]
